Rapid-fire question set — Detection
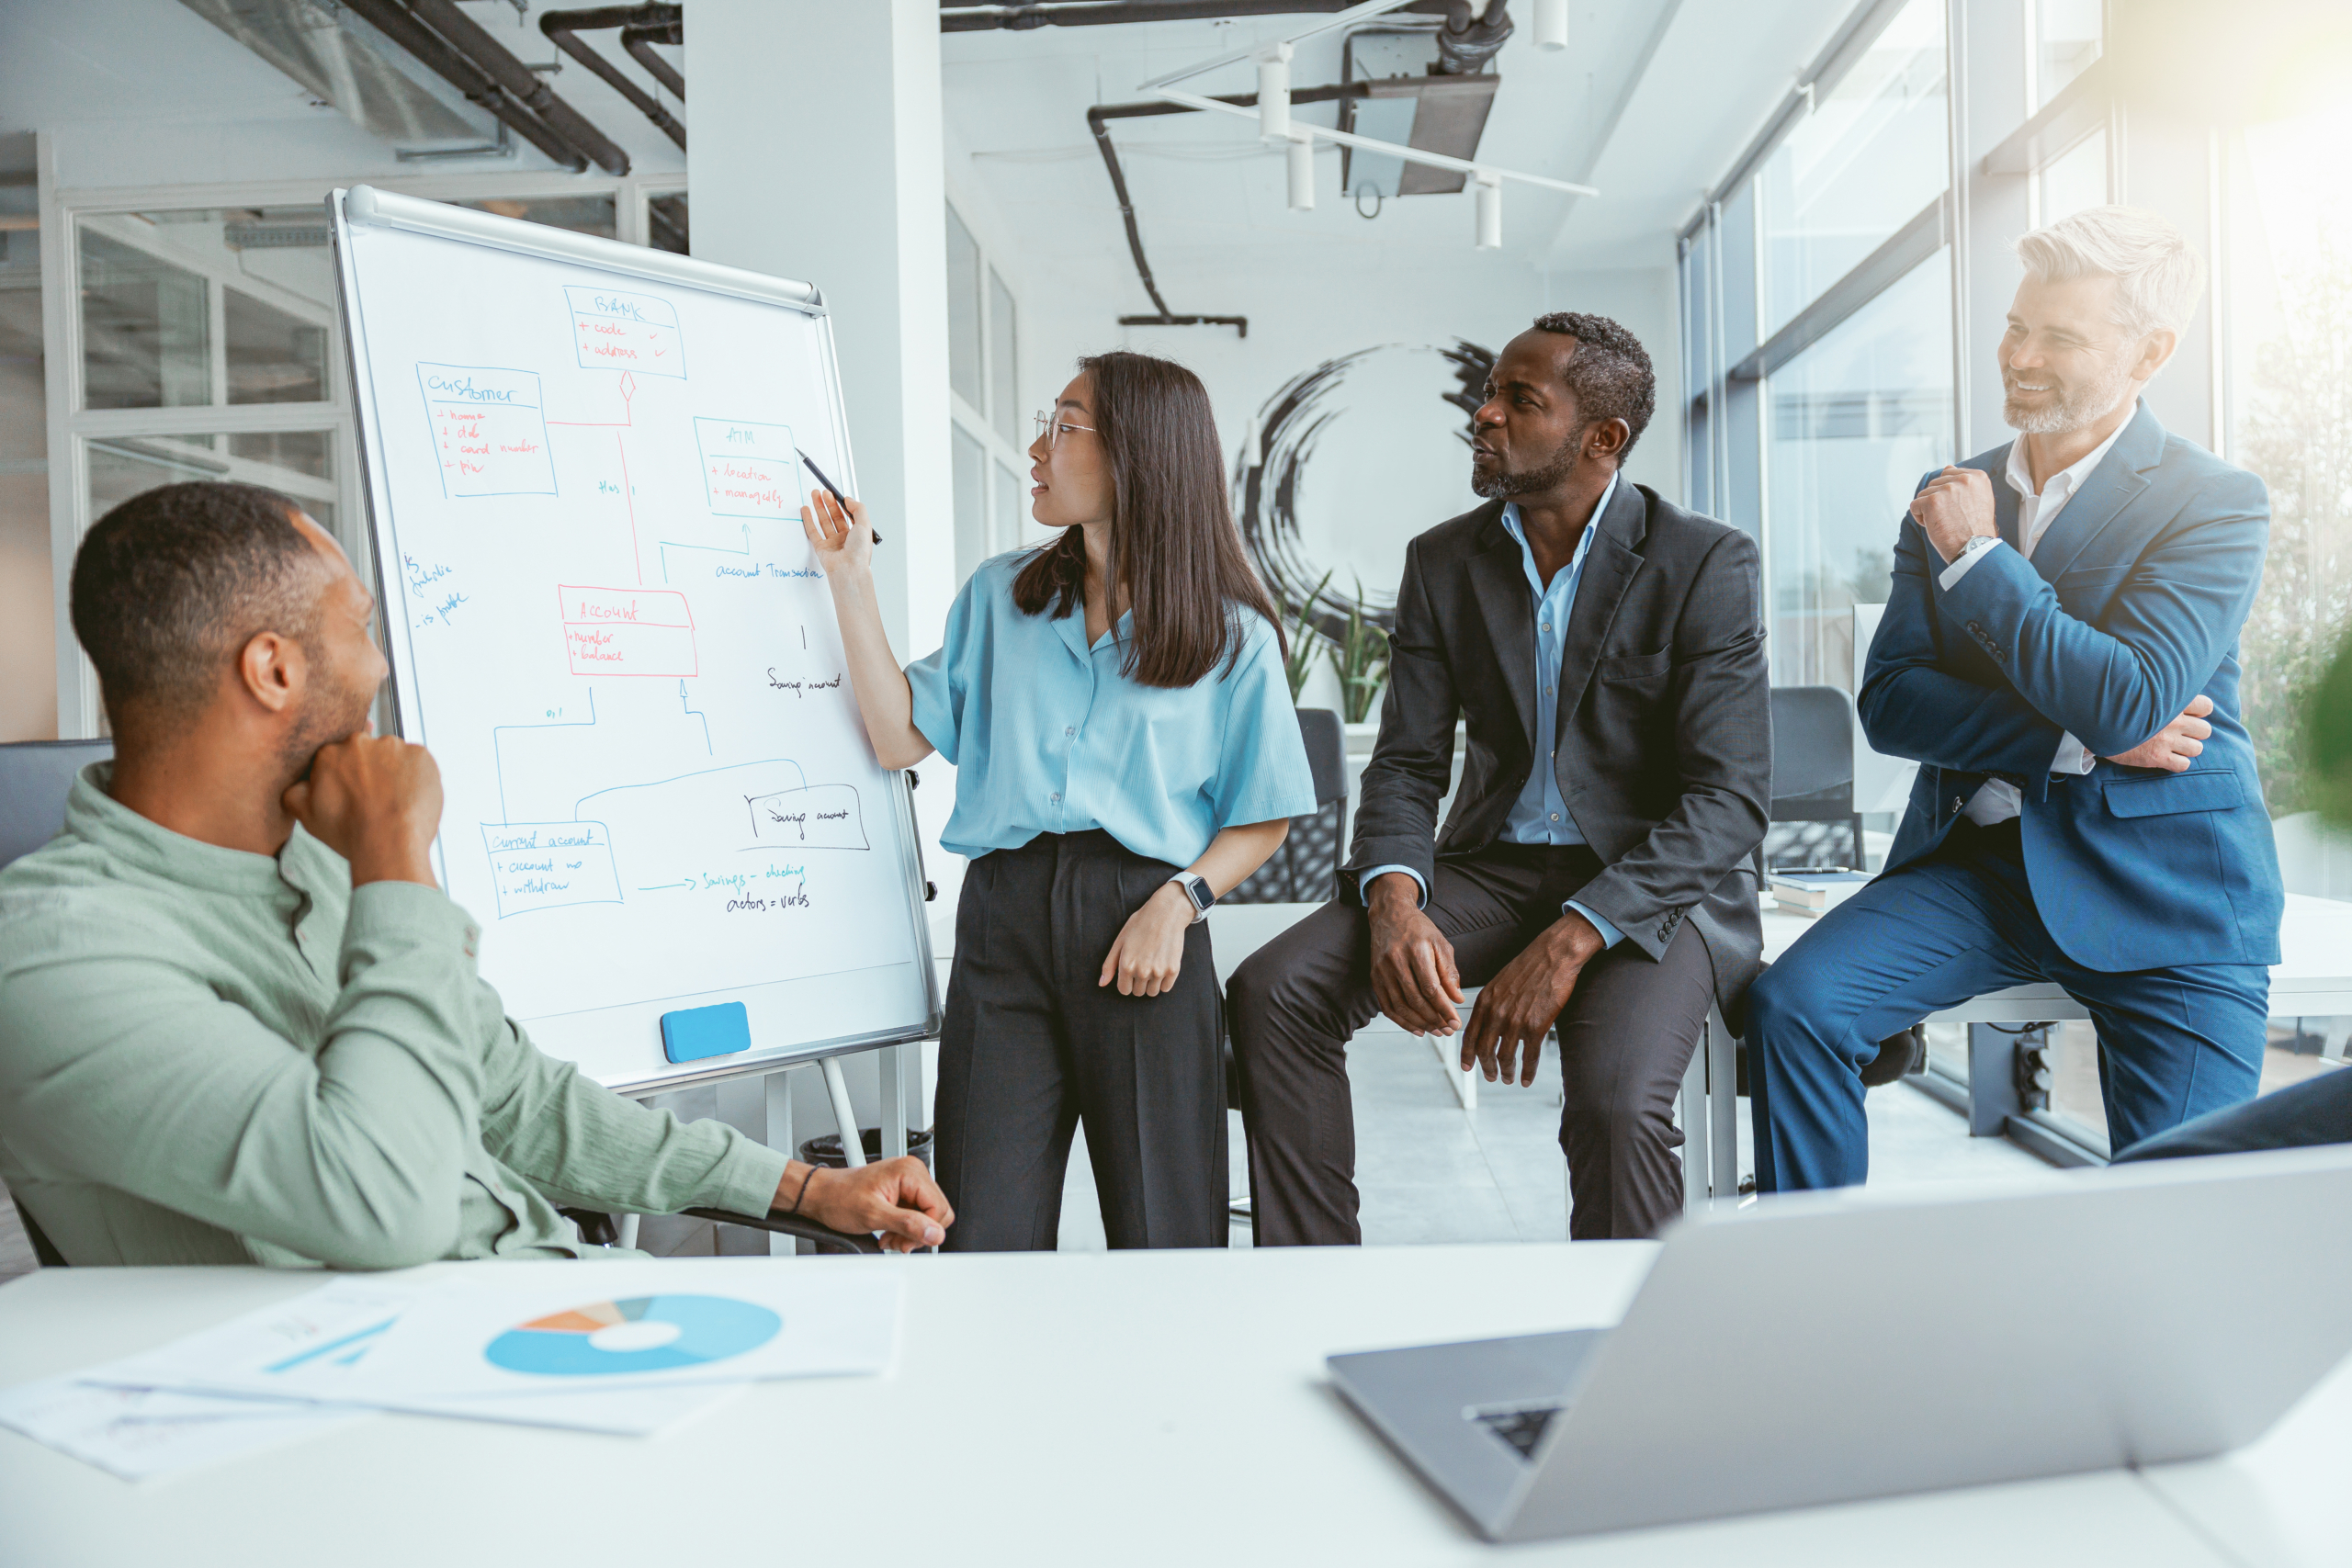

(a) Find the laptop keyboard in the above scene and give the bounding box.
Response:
[1468,1403,1564,1461]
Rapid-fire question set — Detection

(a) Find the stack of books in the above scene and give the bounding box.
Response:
[1767,868,1876,919]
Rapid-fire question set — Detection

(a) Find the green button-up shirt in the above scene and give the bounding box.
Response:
[0,765,788,1268]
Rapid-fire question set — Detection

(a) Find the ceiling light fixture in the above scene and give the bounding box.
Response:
[1532,0,1568,51]
[1287,132,1317,209]
[1137,0,1594,246]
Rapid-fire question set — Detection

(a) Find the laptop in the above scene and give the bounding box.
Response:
[1328,1145,2352,1542]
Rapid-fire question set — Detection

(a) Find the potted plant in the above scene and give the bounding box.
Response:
[1330,573,1390,736]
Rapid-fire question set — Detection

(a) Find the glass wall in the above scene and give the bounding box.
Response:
[1766,252,1952,686]
[1758,0,1949,338]
[1680,0,2352,1138]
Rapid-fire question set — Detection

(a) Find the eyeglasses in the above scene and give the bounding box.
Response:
[1034,411,1097,451]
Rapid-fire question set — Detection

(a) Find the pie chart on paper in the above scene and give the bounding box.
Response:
[484,1295,782,1377]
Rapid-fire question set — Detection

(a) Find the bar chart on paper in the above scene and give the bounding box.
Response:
[331,188,934,1088]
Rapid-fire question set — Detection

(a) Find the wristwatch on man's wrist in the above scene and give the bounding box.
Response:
[1954,534,1998,567]
[1169,872,1216,923]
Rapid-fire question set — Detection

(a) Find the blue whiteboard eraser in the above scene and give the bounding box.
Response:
[661,1002,752,1064]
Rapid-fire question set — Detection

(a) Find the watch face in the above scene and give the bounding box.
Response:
[1183,874,1213,912]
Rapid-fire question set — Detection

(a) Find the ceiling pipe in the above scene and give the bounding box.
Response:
[405,0,633,174]
[943,1,1453,32]
[1089,81,1370,334]
[338,0,591,171]
[541,5,685,150]
[623,21,685,100]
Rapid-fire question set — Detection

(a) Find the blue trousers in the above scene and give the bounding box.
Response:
[1747,819,2268,1191]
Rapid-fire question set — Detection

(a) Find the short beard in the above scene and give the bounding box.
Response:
[2003,347,2137,435]
[1471,430,1583,500]
[277,649,375,794]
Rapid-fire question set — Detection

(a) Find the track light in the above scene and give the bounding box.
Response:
[1286,132,1316,210]
[1258,43,1292,143]
[1533,0,1568,51]
[1474,171,1502,250]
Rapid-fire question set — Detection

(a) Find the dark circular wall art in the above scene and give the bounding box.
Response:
[1234,339,1495,640]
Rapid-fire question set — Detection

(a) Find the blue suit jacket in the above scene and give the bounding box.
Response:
[1859,404,2283,971]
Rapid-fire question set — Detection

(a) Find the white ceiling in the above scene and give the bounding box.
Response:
[942,0,1858,283]
[0,1,689,181]
[4,0,1853,277]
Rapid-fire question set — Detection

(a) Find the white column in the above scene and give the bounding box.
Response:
[686,0,958,1020]
[684,0,955,657]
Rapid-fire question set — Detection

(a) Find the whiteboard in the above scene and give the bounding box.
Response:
[329,186,937,1093]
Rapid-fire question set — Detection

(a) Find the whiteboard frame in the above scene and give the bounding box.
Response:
[326,186,941,1095]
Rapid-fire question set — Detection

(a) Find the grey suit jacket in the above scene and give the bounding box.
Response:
[1340,483,1772,1013]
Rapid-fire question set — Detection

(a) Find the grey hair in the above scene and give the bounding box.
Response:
[2013,205,2206,339]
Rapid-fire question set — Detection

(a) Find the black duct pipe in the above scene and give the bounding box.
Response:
[406,0,634,175]
[623,22,686,100]
[944,1,1453,31]
[1090,82,1367,335]
[340,0,591,171]
[540,5,685,150]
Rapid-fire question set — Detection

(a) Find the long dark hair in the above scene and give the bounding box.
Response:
[1012,351,1284,689]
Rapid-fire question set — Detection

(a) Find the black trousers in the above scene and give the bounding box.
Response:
[933,830,1227,1251]
[1227,845,1716,1244]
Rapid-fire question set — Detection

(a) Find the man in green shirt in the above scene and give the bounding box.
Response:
[0,481,952,1267]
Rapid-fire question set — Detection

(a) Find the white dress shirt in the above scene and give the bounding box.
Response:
[1935,418,2132,825]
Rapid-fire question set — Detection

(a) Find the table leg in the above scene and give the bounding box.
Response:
[820,1056,866,1168]
[1708,1005,1738,1201]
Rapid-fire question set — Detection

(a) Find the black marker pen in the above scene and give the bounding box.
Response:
[798,450,880,545]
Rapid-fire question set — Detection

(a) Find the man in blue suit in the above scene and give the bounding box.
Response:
[1747,206,2284,1190]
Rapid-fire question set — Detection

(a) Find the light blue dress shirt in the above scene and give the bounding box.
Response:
[905,550,1319,870]
[1363,482,1625,947]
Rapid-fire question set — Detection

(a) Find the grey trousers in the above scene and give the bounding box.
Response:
[1227,845,1715,1244]
[933,830,1227,1252]
[2113,1066,2352,1162]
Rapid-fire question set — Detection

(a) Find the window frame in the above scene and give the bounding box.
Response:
[944,196,1030,581]
[38,154,690,738]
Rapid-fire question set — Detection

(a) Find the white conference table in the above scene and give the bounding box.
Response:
[0,1243,2294,1568]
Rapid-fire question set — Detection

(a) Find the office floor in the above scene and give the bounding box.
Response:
[0,1054,2061,1280]
[1054,1038,2063,1250]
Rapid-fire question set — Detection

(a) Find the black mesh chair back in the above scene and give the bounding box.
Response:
[1224,707,1349,904]
[0,739,114,871]
[1760,685,1866,873]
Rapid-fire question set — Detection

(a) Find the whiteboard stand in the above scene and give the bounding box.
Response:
[820,1058,867,1168]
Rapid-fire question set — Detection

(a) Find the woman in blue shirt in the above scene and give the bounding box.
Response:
[803,351,1317,1250]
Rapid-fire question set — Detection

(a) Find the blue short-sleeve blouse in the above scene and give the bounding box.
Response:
[903,550,1318,869]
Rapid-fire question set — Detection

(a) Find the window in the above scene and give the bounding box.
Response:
[946,204,983,411]
[944,198,1028,581]
[77,210,338,413]
[453,195,617,239]
[1765,251,1953,688]
[2034,128,2108,228]
[1757,0,1949,338]
[2029,0,2103,113]
[0,160,51,741]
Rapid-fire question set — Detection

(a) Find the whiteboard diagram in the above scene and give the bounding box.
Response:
[333,188,933,1089]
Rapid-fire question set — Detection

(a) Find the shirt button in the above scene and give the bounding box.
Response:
[1541,621,1550,631]
[1550,813,1560,822]
[1065,727,1075,737]
[1050,793,1061,804]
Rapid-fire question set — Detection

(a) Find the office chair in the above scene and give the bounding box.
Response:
[1223,707,1349,904]
[0,738,879,1265]
[1755,685,1869,875]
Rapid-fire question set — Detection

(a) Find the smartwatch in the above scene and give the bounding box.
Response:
[1169,872,1216,923]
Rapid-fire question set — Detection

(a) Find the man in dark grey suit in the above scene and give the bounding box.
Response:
[1227,313,1770,1243]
